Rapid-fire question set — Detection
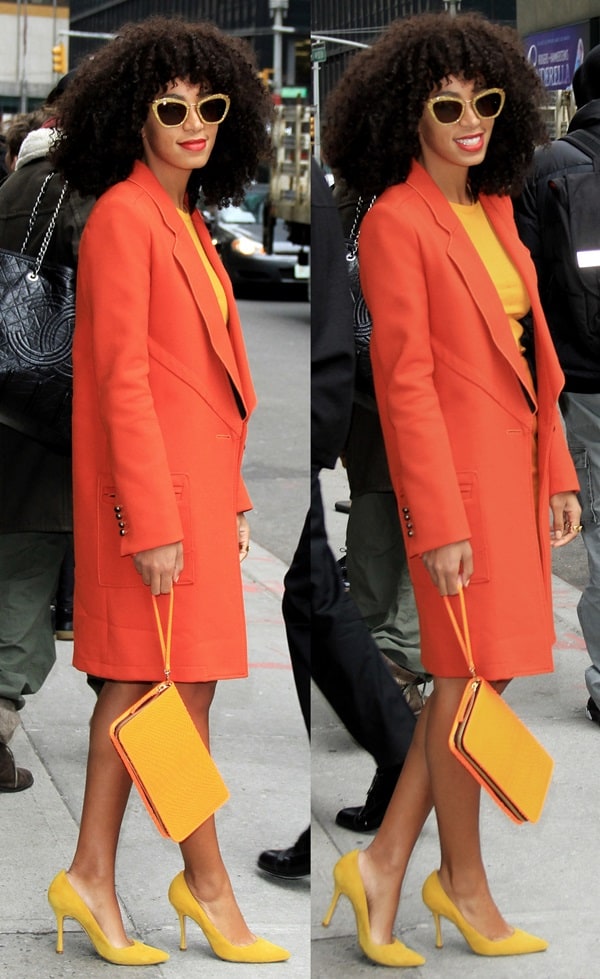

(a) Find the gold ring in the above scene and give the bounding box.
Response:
[571,524,583,533]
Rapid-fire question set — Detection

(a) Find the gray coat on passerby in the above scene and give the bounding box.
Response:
[0,141,94,532]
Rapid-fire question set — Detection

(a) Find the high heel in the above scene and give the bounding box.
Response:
[422,871,548,956]
[322,850,425,967]
[47,870,169,965]
[167,871,290,963]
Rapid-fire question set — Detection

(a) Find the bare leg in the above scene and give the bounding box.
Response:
[359,677,513,946]
[177,681,255,945]
[430,677,512,939]
[358,696,433,944]
[68,680,151,947]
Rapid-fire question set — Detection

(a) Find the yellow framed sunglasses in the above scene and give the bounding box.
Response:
[425,88,505,125]
[151,94,231,128]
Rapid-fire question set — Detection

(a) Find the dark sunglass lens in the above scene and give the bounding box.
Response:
[157,101,187,126]
[475,92,502,117]
[201,97,227,123]
[432,99,462,124]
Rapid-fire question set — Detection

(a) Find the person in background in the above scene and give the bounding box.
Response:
[46,17,289,967]
[2,97,77,644]
[0,133,8,183]
[330,180,428,833]
[321,12,580,967]
[0,75,93,793]
[4,109,47,173]
[256,159,416,879]
[514,44,600,729]
[3,109,48,174]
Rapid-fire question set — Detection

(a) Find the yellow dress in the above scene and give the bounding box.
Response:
[451,200,538,494]
[177,209,229,323]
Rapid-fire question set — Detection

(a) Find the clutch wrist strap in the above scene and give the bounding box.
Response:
[151,591,174,678]
[443,587,477,677]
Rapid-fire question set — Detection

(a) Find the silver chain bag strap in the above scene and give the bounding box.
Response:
[0,172,74,451]
[345,194,376,395]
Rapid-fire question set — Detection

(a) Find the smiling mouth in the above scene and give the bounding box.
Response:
[455,134,484,148]
[180,139,207,150]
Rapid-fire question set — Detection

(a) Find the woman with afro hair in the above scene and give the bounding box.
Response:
[46,17,289,966]
[321,11,580,967]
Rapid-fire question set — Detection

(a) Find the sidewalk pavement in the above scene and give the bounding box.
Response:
[0,542,310,979]
[2,516,597,979]
[312,571,598,979]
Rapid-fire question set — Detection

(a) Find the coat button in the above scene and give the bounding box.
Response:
[119,529,126,536]
[407,530,414,537]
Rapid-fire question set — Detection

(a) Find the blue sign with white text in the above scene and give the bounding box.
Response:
[524,22,590,91]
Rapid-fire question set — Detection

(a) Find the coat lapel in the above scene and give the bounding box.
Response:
[126,161,256,419]
[407,164,537,405]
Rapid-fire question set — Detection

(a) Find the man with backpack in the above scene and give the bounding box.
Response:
[515,44,600,727]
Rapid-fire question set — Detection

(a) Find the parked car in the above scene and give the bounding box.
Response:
[203,197,308,297]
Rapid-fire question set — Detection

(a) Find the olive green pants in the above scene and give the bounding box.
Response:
[0,532,71,711]
[346,492,425,677]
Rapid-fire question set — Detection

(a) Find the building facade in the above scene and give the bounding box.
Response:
[0,0,309,120]
[312,0,516,105]
[518,1,600,39]
[0,0,70,117]
[69,0,310,88]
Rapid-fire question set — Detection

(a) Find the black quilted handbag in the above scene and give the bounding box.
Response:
[0,172,74,452]
[345,195,376,395]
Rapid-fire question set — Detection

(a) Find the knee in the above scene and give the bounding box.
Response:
[177,681,217,715]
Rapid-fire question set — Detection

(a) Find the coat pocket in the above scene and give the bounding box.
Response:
[458,471,490,584]
[97,474,195,587]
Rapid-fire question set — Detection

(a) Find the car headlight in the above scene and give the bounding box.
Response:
[231,236,265,257]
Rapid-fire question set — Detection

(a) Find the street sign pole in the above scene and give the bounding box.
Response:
[312,60,321,164]
[311,42,327,164]
[311,36,368,164]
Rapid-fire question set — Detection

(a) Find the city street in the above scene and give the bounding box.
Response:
[238,293,310,566]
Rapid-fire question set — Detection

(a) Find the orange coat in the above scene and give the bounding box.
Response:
[360,162,578,680]
[71,161,256,682]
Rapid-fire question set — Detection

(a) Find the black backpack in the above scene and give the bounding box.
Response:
[546,129,600,358]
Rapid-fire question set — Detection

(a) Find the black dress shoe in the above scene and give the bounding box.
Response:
[54,607,74,641]
[335,764,402,832]
[586,697,600,726]
[257,827,310,878]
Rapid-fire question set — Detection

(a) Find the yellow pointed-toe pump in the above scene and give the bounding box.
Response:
[422,871,548,957]
[322,850,425,967]
[47,870,169,965]
[168,871,290,963]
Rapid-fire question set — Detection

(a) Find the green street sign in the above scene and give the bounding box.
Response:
[281,87,308,99]
[311,43,327,63]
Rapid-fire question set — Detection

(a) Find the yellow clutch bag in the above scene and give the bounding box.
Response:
[109,592,229,842]
[445,589,554,824]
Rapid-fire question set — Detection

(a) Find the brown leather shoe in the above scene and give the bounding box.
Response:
[382,656,428,715]
[0,742,33,792]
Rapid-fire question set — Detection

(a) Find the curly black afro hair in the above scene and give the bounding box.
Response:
[50,16,273,205]
[323,12,548,199]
